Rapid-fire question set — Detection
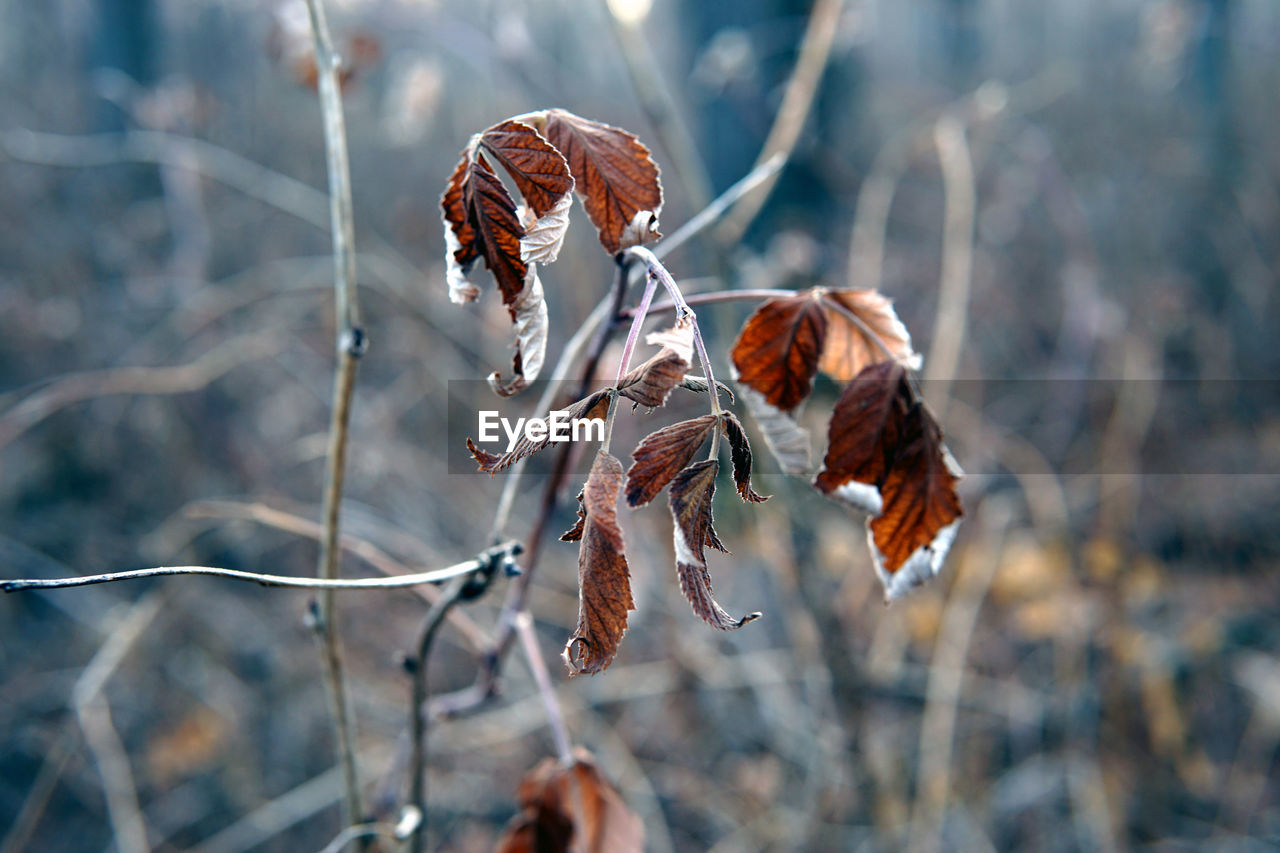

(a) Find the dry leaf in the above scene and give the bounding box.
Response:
[564,451,635,675]
[496,748,644,853]
[730,292,828,413]
[519,194,572,265]
[560,487,587,542]
[669,460,761,630]
[468,390,610,473]
[817,288,922,380]
[624,415,719,507]
[735,385,812,476]
[489,264,549,397]
[478,120,574,218]
[719,412,769,502]
[813,362,963,599]
[441,150,526,307]
[617,320,694,409]
[541,109,663,253]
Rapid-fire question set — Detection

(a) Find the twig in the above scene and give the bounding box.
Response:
[305,0,367,833]
[0,333,285,452]
[2,544,519,593]
[923,112,976,418]
[907,500,1009,853]
[516,610,574,764]
[405,574,472,853]
[317,822,401,853]
[718,0,847,243]
[74,595,166,853]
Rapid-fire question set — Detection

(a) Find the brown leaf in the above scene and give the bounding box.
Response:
[496,748,644,853]
[624,415,718,507]
[478,120,574,219]
[719,412,769,503]
[813,361,963,599]
[730,291,827,413]
[467,390,610,474]
[868,403,963,599]
[816,288,922,380]
[669,460,760,630]
[560,488,587,542]
[564,451,634,675]
[813,361,912,515]
[617,320,694,409]
[441,150,526,308]
[542,109,663,253]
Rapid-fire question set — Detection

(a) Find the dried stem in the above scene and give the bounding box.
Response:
[2,544,519,593]
[305,0,367,831]
[516,611,574,764]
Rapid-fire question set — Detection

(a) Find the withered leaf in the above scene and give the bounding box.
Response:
[542,109,663,253]
[564,451,634,675]
[478,120,574,219]
[669,460,760,630]
[441,150,525,308]
[730,291,827,413]
[677,375,735,402]
[560,488,587,542]
[813,361,913,515]
[868,403,963,600]
[813,361,963,600]
[624,415,718,507]
[617,320,694,409]
[489,264,549,397]
[495,748,644,853]
[467,390,610,474]
[719,412,769,503]
[736,385,812,475]
[817,288,922,380]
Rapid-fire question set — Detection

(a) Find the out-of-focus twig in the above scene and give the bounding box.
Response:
[908,500,1010,853]
[0,333,284,452]
[718,0,847,243]
[923,112,976,419]
[515,610,573,764]
[74,595,166,853]
[304,0,366,833]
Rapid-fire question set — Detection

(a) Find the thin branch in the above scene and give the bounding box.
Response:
[2,544,518,593]
[317,822,401,853]
[718,0,847,243]
[516,610,574,764]
[654,154,785,261]
[406,574,470,853]
[305,0,367,833]
[922,112,976,419]
[0,333,285,452]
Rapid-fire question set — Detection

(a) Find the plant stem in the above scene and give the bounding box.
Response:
[516,611,574,764]
[305,0,366,832]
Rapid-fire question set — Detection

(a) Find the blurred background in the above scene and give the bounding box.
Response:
[2,0,1278,850]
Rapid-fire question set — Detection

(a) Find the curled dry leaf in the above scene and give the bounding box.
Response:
[495,748,644,853]
[540,109,663,254]
[441,119,573,394]
[719,412,769,503]
[489,264,549,397]
[735,385,812,475]
[467,390,610,474]
[624,415,718,507]
[560,488,587,542]
[678,375,735,401]
[813,361,963,600]
[669,460,761,630]
[817,288,922,380]
[564,451,635,675]
[617,319,694,408]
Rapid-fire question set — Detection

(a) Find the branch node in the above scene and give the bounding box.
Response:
[341,327,368,358]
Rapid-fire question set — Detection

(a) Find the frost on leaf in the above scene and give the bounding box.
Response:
[440,119,573,395]
[617,319,694,409]
[719,412,769,503]
[541,109,663,254]
[564,451,635,675]
[669,460,761,630]
[467,390,610,474]
[624,415,718,507]
[495,748,644,853]
[813,361,963,600]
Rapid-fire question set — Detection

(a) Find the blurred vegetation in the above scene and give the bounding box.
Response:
[1,0,1277,851]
